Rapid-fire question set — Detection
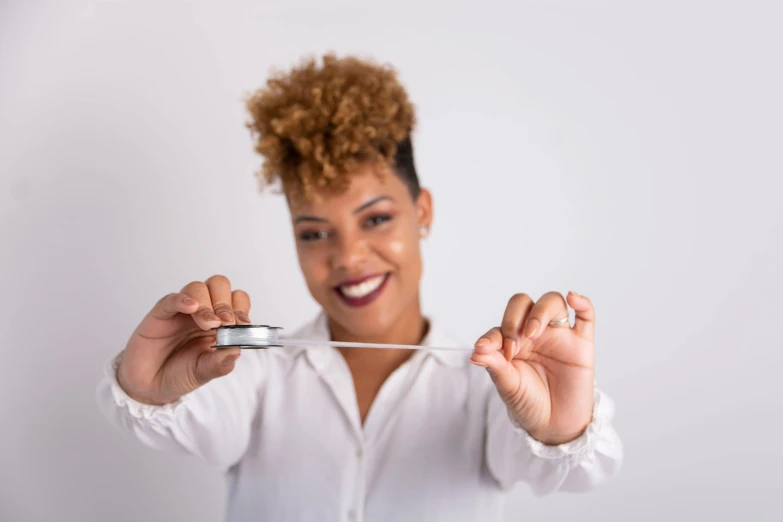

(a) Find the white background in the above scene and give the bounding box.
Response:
[1,1,781,521]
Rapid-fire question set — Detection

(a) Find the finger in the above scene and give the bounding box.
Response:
[148,292,200,321]
[523,291,569,340]
[232,289,252,324]
[500,293,535,361]
[470,349,522,402]
[472,327,503,357]
[567,290,595,339]
[181,281,222,331]
[195,346,241,384]
[206,274,236,325]
[134,293,204,366]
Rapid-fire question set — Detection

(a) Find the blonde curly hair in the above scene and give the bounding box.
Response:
[244,53,417,199]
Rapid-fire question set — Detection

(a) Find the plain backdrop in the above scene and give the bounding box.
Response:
[1,1,782,521]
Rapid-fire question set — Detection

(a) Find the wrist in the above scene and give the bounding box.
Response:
[115,356,174,406]
[526,423,590,446]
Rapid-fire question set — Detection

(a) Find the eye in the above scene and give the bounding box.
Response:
[299,230,329,242]
[364,213,392,228]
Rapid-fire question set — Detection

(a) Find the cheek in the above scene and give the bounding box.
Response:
[296,247,329,291]
[381,227,421,276]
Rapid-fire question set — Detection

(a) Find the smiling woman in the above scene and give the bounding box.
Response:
[96,53,623,522]
[289,164,431,345]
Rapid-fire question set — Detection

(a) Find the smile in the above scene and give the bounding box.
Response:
[334,273,390,307]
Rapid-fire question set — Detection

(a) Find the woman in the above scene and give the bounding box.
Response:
[97,54,622,521]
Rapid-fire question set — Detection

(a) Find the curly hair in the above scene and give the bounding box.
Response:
[244,53,418,200]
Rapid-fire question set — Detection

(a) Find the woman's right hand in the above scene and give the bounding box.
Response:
[116,275,252,405]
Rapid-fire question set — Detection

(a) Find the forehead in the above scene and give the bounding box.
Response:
[288,163,409,213]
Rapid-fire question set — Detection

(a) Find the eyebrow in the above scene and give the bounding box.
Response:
[293,195,394,224]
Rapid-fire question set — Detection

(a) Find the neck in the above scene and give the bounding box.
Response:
[327,298,428,367]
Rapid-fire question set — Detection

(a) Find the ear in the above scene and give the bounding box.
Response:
[415,188,433,232]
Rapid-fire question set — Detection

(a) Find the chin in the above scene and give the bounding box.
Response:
[325,299,403,341]
[330,303,399,339]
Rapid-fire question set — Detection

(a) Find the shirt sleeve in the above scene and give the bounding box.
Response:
[95,349,267,472]
[484,385,623,496]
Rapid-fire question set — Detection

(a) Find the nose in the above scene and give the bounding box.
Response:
[330,231,370,271]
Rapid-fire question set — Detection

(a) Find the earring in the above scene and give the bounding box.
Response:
[419,225,429,238]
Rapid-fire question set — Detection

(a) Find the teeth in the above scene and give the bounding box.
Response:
[340,275,386,299]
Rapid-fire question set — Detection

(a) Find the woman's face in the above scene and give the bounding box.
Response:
[288,163,433,339]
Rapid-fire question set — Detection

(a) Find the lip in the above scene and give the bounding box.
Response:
[333,272,391,308]
[334,272,387,288]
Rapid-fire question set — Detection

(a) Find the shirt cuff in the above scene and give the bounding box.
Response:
[507,388,614,462]
[105,351,190,422]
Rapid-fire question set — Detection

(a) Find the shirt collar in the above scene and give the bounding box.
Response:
[418,314,468,367]
[287,311,468,369]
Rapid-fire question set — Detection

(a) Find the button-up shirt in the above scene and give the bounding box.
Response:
[96,312,623,521]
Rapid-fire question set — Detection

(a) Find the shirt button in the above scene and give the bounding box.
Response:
[347,509,356,521]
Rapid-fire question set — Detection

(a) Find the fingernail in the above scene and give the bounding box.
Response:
[183,297,197,306]
[475,338,490,348]
[219,311,234,322]
[236,313,250,323]
[524,319,539,339]
[470,357,488,368]
[206,312,221,322]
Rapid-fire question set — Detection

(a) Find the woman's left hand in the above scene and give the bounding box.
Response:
[470,291,595,446]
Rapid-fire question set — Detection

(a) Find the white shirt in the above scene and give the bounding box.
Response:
[96,312,623,522]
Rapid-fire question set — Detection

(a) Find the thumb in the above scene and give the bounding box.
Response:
[194,347,241,385]
[474,350,522,405]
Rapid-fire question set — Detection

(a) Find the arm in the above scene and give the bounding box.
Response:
[96,275,264,471]
[96,348,266,471]
[485,386,623,495]
[471,291,623,495]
